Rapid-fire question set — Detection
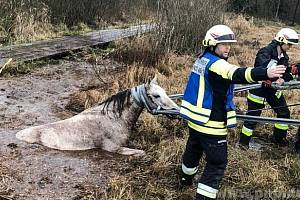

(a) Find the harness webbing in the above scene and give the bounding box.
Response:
[131,84,158,113]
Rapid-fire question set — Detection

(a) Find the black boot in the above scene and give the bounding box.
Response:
[237,133,251,151]
[195,193,214,200]
[272,128,288,147]
[178,168,195,187]
[239,133,251,146]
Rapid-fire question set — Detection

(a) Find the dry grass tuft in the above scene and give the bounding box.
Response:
[0,162,14,198]
[107,176,134,200]
[225,14,253,38]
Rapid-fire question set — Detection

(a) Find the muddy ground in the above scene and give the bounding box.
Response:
[0,59,125,200]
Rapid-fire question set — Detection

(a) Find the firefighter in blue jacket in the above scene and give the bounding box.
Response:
[179,25,286,200]
[238,28,299,149]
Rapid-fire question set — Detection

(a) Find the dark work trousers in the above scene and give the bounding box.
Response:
[182,127,228,199]
[240,93,290,145]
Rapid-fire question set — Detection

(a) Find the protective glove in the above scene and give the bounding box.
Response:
[262,80,272,88]
[291,63,300,75]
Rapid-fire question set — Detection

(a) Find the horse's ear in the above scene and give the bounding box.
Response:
[145,78,151,90]
[150,75,158,85]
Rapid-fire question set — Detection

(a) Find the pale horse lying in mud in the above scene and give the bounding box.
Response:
[16,76,179,156]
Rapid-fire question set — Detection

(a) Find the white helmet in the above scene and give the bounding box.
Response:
[202,25,237,47]
[274,28,299,45]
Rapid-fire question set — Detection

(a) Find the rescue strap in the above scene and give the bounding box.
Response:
[131,84,160,114]
[152,108,300,125]
[235,81,300,93]
[242,102,300,114]
[169,81,300,100]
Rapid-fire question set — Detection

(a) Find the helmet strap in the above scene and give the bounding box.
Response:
[212,45,217,52]
[279,44,285,53]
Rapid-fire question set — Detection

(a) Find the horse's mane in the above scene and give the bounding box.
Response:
[99,88,132,116]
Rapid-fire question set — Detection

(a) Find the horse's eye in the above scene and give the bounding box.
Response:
[153,95,160,98]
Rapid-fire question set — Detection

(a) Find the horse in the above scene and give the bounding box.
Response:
[16,76,179,156]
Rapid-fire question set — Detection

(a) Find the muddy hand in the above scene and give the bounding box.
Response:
[267,65,286,79]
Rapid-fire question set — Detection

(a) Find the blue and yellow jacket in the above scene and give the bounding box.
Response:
[180,49,269,135]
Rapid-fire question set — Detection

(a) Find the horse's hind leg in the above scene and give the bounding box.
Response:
[117,147,145,157]
[102,140,145,156]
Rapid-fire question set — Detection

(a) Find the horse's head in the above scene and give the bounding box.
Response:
[131,75,179,112]
[144,75,179,111]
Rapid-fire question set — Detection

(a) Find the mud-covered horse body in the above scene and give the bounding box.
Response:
[17,106,129,151]
[16,77,178,156]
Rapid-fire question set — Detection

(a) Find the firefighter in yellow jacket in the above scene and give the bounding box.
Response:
[179,25,286,200]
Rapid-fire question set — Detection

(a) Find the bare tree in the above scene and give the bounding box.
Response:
[275,0,281,18]
[292,0,300,25]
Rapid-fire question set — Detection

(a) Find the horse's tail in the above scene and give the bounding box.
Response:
[16,126,41,144]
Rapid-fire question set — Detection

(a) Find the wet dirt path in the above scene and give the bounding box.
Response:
[0,60,123,199]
